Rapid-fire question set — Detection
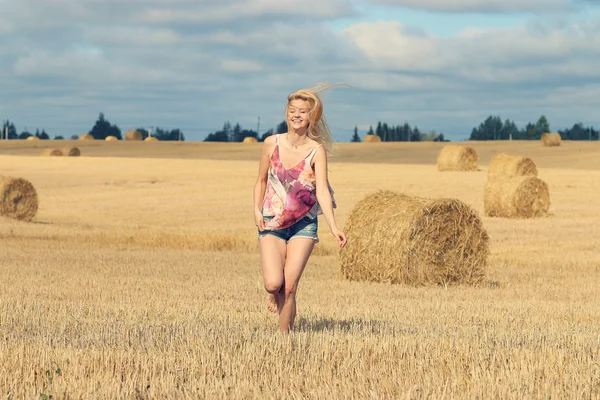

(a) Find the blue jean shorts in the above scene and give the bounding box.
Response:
[258,216,319,243]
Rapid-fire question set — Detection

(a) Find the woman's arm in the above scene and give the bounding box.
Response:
[253,135,276,231]
[314,146,347,247]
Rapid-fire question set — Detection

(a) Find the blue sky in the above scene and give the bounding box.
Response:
[1,0,599,142]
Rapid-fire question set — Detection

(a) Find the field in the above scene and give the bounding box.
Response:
[1,140,600,398]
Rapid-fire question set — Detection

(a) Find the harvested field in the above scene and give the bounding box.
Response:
[0,140,599,398]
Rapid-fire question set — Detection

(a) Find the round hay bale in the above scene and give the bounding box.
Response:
[61,146,80,157]
[487,153,537,181]
[144,136,159,142]
[0,176,39,222]
[40,148,63,157]
[105,136,119,141]
[125,130,143,141]
[363,134,381,143]
[79,134,94,140]
[26,136,40,141]
[242,136,258,144]
[437,145,478,171]
[541,132,561,147]
[484,176,550,218]
[340,190,489,286]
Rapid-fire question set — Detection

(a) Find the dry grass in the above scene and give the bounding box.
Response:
[1,142,600,398]
[126,130,143,141]
[541,132,561,147]
[484,176,550,218]
[363,134,381,143]
[40,148,63,157]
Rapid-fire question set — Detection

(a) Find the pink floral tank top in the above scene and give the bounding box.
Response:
[262,134,336,230]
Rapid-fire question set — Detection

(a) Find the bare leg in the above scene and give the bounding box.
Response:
[259,235,287,313]
[279,238,316,333]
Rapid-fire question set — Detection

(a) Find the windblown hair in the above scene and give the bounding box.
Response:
[286,83,346,152]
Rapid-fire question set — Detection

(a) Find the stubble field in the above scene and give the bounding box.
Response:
[1,140,600,398]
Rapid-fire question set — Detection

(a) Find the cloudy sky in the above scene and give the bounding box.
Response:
[1,0,599,142]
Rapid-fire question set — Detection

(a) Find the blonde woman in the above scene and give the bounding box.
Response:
[253,84,347,334]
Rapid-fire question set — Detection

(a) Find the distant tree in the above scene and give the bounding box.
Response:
[89,113,122,140]
[351,125,361,142]
[54,135,64,140]
[153,127,184,141]
[2,120,17,139]
[38,129,50,140]
[411,126,422,142]
[535,115,550,137]
[70,135,79,140]
[375,121,383,140]
[260,129,274,142]
[434,133,446,142]
[276,120,288,134]
[18,132,31,139]
[367,125,374,136]
[136,128,150,140]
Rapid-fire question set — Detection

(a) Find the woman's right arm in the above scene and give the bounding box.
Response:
[253,135,276,231]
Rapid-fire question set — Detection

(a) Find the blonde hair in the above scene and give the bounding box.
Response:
[286,83,346,153]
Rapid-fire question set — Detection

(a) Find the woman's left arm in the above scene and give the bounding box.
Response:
[314,146,347,248]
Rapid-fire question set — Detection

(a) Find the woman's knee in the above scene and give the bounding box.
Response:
[283,285,297,301]
[264,279,283,294]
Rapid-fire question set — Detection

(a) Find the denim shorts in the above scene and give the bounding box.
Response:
[258,215,319,243]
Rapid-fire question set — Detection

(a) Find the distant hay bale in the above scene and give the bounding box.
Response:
[242,136,258,144]
[484,176,550,218]
[40,148,63,157]
[144,136,159,142]
[61,146,80,157]
[105,136,119,141]
[487,153,537,181]
[26,136,40,141]
[0,176,38,222]
[79,134,94,140]
[363,134,381,143]
[125,130,143,141]
[340,190,489,286]
[541,132,561,147]
[437,145,478,171]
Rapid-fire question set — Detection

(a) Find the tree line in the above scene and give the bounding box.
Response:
[1,113,185,141]
[469,115,599,141]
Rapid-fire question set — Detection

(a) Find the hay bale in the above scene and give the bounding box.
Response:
[437,145,478,171]
[125,130,143,141]
[487,153,537,181]
[40,148,63,156]
[484,176,550,218]
[363,134,381,143]
[26,136,40,141]
[0,176,38,222]
[541,132,561,147]
[105,136,119,141]
[242,136,258,144]
[340,190,489,286]
[144,136,159,142]
[61,146,80,156]
[79,134,94,140]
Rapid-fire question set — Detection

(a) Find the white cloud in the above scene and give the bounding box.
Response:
[370,0,575,13]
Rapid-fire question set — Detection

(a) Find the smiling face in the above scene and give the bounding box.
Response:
[286,98,311,133]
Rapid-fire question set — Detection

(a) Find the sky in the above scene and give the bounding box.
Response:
[1,0,599,142]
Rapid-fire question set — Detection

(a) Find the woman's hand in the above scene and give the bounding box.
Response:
[331,226,347,248]
[254,209,265,231]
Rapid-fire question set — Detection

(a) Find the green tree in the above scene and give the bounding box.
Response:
[351,125,361,142]
[2,120,17,139]
[367,125,374,136]
[260,129,274,142]
[89,113,122,140]
[535,115,550,137]
[276,120,288,134]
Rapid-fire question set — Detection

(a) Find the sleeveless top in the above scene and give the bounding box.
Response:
[262,134,336,230]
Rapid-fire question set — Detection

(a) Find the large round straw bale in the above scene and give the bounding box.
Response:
[26,136,40,141]
[40,148,63,156]
[437,145,478,171]
[105,136,119,141]
[340,190,489,286]
[144,136,159,142]
[61,146,80,156]
[242,136,258,144]
[363,134,382,143]
[125,130,143,141]
[487,153,537,181]
[541,132,561,147]
[0,176,38,222]
[484,176,550,218]
[79,134,94,140]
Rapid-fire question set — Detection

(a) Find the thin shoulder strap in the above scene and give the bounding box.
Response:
[306,145,320,164]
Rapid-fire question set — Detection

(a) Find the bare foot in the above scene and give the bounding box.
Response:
[267,294,278,313]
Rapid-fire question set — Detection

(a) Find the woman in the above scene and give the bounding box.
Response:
[253,84,347,334]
